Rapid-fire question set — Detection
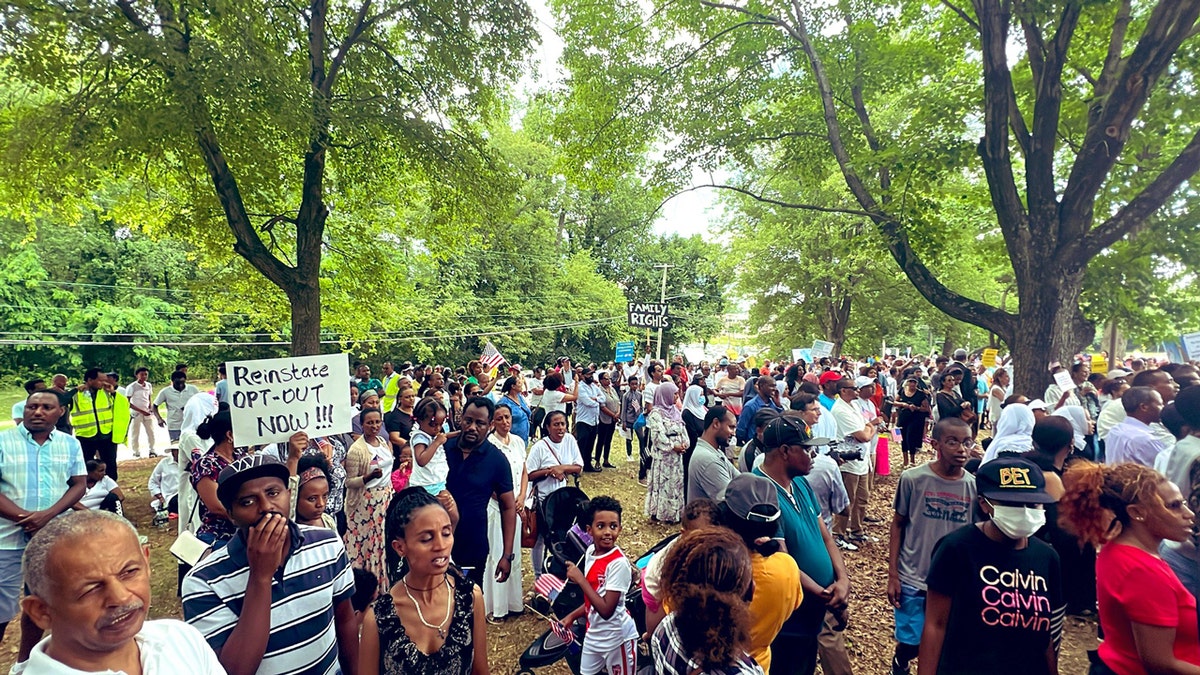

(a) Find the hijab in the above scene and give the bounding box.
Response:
[979,403,1035,465]
[1052,405,1089,451]
[653,381,684,425]
[683,382,707,419]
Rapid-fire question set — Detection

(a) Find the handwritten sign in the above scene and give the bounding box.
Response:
[627,302,670,329]
[227,353,353,446]
[981,349,998,368]
[1053,369,1076,392]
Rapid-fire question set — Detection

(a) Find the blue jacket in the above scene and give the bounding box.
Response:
[737,394,781,445]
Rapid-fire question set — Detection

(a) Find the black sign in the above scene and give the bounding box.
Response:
[628,302,670,329]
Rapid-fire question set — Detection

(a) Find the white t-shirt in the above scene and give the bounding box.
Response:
[80,476,119,510]
[581,545,639,652]
[541,390,568,414]
[526,377,544,408]
[525,435,583,499]
[642,381,660,406]
[829,398,870,476]
[12,619,224,674]
[408,429,448,491]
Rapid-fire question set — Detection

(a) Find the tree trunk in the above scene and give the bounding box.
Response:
[287,278,322,356]
[1005,269,1094,398]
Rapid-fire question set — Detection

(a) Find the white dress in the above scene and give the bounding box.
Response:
[484,432,526,618]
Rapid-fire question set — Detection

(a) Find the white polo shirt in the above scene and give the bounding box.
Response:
[11,619,224,674]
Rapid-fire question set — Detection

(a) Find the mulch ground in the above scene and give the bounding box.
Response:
[0,441,1098,674]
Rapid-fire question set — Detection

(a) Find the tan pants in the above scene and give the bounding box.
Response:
[817,609,854,675]
[128,414,156,455]
[833,472,869,537]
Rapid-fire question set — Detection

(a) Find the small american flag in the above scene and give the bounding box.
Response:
[534,573,565,601]
[549,619,575,645]
[480,341,506,370]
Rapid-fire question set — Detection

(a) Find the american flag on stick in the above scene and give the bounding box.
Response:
[533,573,566,601]
[481,341,507,370]
[549,618,576,645]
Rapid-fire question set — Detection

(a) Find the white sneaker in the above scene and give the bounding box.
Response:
[835,537,859,551]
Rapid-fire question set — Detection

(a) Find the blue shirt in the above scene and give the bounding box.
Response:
[818,393,837,411]
[736,395,781,444]
[445,437,514,564]
[0,425,86,550]
[213,379,228,404]
[497,395,532,444]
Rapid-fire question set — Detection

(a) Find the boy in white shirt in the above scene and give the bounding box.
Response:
[562,495,639,675]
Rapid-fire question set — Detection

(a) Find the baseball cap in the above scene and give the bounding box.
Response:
[217,454,291,508]
[723,473,781,523]
[904,375,920,383]
[1026,399,1048,411]
[975,456,1056,504]
[1107,368,1130,378]
[819,371,843,385]
[854,375,875,389]
[719,357,730,366]
[762,415,832,449]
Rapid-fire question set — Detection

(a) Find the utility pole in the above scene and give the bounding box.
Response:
[654,263,673,362]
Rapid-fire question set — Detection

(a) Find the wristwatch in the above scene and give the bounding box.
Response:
[506,553,516,562]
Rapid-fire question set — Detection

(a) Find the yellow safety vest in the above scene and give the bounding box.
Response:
[381,374,401,413]
[111,392,130,445]
[71,389,115,438]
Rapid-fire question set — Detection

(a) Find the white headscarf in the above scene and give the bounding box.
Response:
[683,383,707,420]
[1053,405,1089,452]
[980,404,1035,465]
[181,392,218,435]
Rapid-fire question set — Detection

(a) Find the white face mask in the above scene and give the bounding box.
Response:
[988,501,1046,539]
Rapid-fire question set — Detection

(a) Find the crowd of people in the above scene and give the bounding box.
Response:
[1,350,1199,675]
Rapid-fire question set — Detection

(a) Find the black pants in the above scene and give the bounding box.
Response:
[576,421,598,469]
[79,433,118,480]
[901,419,925,457]
[459,559,486,587]
[595,422,616,466]
[769,633,818,675]
[99,493,123,516]
[637,428,651,480]
[166,494,179,515]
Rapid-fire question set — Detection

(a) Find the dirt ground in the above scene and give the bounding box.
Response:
[0,441,1099,674]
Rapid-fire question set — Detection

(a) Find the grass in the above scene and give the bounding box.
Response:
[0,437,1097,674]
[0,386,24,431]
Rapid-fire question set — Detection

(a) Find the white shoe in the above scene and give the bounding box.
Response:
[835,537,859,552]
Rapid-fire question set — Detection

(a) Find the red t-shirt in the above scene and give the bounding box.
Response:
[1097,543,1200,674]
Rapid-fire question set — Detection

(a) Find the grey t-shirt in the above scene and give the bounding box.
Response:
[893,462,977,590]
[687,439,738,503]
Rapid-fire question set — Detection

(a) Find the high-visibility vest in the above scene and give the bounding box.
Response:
[71,389,115,438]
[111,392,130,445]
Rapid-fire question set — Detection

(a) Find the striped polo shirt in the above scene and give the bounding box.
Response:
[183,523,355,675]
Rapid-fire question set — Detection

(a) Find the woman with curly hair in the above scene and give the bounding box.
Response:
[1060,461,1200,675]
[651,527,764,675]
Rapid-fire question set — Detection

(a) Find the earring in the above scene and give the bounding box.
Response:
[1135,517,1145,522]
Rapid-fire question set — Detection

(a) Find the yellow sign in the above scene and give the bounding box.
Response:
[1091,353,1108,375]
[746,356,758,369]
[981,349,998,368]
[726,349,739,360]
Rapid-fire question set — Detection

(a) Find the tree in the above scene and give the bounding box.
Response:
[0,0,536,355]
[550,0,1200,393]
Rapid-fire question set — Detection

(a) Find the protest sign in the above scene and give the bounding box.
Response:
[627,302,669,329]
[811,340,835,358]
[614,341,636,363]
[227,353,353,446]
[1091,353,1108,375]
[981,349,998,368]
[1184,332,1200,360]
[1053,369,1076,392]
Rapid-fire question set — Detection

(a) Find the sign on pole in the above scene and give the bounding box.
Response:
[811,340,835,359]
[1091,353,1109,375]
[981,348,998,368]
[627,302,670,329]
[1184,332,1200,360]
[227,353,353,447]
[614,341,636,363]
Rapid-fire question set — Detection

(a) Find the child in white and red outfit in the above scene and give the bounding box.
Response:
[561,495,639,675]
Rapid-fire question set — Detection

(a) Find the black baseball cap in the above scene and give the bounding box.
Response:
[762,414,832,449]
[217,455,291,508]
[724,473,781,523]
[975,456,1055,504]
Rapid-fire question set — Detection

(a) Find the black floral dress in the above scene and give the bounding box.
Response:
[374,573,475,674]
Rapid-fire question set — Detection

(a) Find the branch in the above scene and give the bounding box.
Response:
[323,0,374,96]
[1082,127,1200,257]
[655,184,879,219]
[1026,2,1081,228]
[1095,0,1133,98]
[941,0,979,31]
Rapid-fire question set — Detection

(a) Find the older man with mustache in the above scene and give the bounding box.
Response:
[14,510,224,674]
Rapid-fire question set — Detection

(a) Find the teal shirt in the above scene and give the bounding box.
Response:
[753,467,835,588]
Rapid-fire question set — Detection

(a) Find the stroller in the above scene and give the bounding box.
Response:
[516,487,677,675]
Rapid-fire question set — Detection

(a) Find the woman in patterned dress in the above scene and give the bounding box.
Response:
[645,381,688,524]
[345,407,394,591]
[360,488,488,675]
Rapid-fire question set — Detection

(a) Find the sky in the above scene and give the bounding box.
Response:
[519,0,722,242]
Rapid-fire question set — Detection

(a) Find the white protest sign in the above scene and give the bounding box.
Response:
[227,353,353,446]
[1184,332,1200,360]
[811,340,835,358]
[792,348,805,363]
[1053,369,1076,392]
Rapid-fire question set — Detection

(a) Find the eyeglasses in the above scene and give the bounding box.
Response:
[941,437,977,450]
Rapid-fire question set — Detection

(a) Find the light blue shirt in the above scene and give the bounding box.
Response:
[0,425,86,550]
[575,381,606,426]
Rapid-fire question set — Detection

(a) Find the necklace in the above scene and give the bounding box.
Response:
[402,574,452,639]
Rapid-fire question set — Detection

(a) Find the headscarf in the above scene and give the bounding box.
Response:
[979,403,1035,465]
[181,392,218,435]
[653,381,684,424]
[683,383,707,420]
[1053,405,1089,451]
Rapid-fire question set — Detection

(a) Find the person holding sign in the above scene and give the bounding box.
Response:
[346,408,394,592]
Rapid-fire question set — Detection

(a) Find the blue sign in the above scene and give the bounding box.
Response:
[615,341,636,363]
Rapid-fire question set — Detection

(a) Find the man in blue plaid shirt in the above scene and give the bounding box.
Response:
[0,390,87,663]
